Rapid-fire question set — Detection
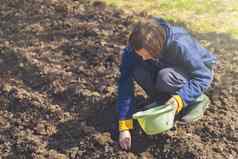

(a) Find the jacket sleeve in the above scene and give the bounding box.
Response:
[117,46,135,124]
[174,42,213,106]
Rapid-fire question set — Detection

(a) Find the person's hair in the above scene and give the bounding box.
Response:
[128,18,166,57]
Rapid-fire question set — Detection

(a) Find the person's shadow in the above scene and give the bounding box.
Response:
[47,93,177,155]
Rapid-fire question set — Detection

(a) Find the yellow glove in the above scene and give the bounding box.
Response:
[118,119,133,131]
[167,95,184,113]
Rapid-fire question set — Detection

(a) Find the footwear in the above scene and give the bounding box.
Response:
[181,94,210,123]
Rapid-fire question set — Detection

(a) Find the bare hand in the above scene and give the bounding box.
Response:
[119,130,131,150]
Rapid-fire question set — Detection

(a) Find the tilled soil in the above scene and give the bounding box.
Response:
[0,0,237,159]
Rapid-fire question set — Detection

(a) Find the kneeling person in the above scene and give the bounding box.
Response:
[117,17,216,150]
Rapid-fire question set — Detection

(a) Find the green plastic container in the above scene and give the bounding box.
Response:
[133,104,176,135]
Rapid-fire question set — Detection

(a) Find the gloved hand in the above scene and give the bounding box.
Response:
[166,95,184,113]
[119,130,131,150]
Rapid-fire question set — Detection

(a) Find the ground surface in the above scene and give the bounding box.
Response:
[102,0,238,38]
[0,0,237,159]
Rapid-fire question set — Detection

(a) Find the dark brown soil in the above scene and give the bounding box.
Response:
[0,0,237,159]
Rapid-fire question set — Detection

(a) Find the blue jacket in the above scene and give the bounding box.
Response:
[117,17,217,120]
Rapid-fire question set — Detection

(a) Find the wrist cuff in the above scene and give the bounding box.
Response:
[119,119,133,131]
[174,95,184,112]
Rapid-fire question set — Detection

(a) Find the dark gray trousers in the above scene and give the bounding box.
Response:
[133,65,188,104]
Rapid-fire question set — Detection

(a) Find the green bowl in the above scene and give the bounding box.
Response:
[133,104,176,135]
